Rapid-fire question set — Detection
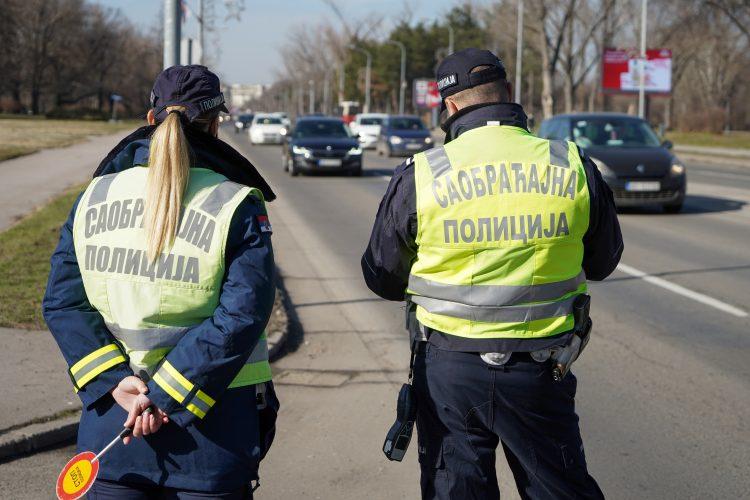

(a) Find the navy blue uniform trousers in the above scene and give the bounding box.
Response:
[413,343,604,500]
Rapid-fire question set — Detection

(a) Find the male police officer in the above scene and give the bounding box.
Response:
[362,48,622,499]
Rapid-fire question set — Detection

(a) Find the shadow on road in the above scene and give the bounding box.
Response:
[618,194,746,215]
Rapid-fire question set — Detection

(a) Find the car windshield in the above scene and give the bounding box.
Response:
[255,117,282,125]
[360,117,384,126]
[389,117,424,131]
[572,118,661,148]
[294,120,349,138]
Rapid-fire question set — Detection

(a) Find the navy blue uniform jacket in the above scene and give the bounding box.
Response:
[361,103,624,352]
[42,126,277,491]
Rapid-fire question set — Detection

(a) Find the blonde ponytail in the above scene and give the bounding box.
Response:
[145,106,190,262]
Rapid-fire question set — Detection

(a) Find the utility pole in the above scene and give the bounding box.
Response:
[323,70,331,115]
[308,79,315,114]
[638,0,648,118]
[348,45,372,113]
[514,0,524,104]
[386,40,406,114]
[338,62,345,107]
[447,25,454,55]
[198,0,204,64]
[163,0,181,68]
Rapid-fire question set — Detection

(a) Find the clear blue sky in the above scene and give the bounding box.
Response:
[93,0,472,85]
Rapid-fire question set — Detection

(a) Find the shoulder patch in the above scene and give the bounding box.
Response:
[256,214,272,234]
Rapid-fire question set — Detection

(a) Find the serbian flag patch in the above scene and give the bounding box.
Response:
[257,215,272,233]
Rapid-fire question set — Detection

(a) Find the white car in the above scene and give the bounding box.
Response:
[249,114,285,144]
[271,112,291,128]
[350,113,387,149]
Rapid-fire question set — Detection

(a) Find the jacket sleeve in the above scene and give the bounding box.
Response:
[361,159,418,301]
[145,196,275,427]
[43,195,133,409]
[580,148,624,281]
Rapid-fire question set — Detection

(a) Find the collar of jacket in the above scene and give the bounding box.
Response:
[92,124,276,202]
[441,102,529,144]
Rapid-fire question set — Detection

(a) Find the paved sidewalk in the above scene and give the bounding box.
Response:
[0,131,130,231]
[0,328,80,434]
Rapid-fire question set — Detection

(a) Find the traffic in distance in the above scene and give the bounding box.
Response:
[228,106,685,212]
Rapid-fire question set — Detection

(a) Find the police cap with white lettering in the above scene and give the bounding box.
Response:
[435,48,507,104]
[150,65,229,122]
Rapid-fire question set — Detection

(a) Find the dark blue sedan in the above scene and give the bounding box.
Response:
[376,115,434,157]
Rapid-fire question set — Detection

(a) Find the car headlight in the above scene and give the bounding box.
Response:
[280,128,287,136]
[670,162,685,176]
[389,136,403,145]
[292,145,311,158]
[590,157,615,178]
[348,146,363,156]
[425,137,433,144]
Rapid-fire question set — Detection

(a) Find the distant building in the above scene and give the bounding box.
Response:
[226,84,266,111]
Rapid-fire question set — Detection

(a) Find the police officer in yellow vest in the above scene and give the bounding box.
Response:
[362,49,623,499]
[43,65,278,498]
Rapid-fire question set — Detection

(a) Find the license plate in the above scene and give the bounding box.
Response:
[625,181,660,192]
[319,159,342,167]
[406,143,423,150]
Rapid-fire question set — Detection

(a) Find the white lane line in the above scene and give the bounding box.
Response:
[616,263,748,318]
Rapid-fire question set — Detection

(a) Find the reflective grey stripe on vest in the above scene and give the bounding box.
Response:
[200,181,246,216]
[88,173,118,206]
[106,322,189,350]
[408,271,585,307]
[247,337,269,364]
[549,140,570,168]
[411,294,578,323]
[424,146,452,178]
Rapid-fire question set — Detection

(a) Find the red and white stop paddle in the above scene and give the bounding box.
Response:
[55,407,152,500]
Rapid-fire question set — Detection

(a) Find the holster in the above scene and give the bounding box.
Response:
[551,294,592,381]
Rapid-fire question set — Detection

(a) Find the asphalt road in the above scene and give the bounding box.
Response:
[8,131,748,499]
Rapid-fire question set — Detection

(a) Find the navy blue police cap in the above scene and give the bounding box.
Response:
[150,65,228,122]
[435,48,507,110]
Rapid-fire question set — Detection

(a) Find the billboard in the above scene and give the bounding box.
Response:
[413,79,441,109]
[602,48,672,94]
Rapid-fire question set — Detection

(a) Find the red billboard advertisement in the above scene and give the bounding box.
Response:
[413,79,441,109]
[602,48,672,94]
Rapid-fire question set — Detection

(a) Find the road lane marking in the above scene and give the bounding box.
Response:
[616,263,748,318]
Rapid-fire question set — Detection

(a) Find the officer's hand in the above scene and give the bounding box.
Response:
[111,375,148,415]
[122,394,169,444]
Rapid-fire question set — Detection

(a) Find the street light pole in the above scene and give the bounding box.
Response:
[197,0,204,64]
[638,0,648,118]
[386,40,406,114]
[163,0,181,68]
[447,25,454,55]
[308,79,315,114]
[514,0,524,104]
[348,45,372,113]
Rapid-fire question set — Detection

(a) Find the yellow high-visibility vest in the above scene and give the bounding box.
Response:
[408,125,590,339]
[72,167,271,418]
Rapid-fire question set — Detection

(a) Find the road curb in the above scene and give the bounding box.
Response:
[0,414,79,462]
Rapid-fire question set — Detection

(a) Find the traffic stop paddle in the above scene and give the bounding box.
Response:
[55,407,152,500]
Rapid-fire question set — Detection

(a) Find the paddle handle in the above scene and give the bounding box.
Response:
[92,407,153,462]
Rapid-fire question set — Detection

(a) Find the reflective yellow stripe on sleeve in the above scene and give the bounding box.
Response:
[69,343,127,391]
[152,360,216,419]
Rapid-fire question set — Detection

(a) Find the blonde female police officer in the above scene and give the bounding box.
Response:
[43,66,278,499]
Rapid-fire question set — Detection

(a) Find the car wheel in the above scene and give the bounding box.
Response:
[283,157,289,172]
[289,160,299,177]
[387,146,394,158]
[378,143,384,156]
[350,166,363,177]
[663,201,683,214]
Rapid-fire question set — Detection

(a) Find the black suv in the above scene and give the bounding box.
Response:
[283,117,363,176]
[538,113,686,213]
